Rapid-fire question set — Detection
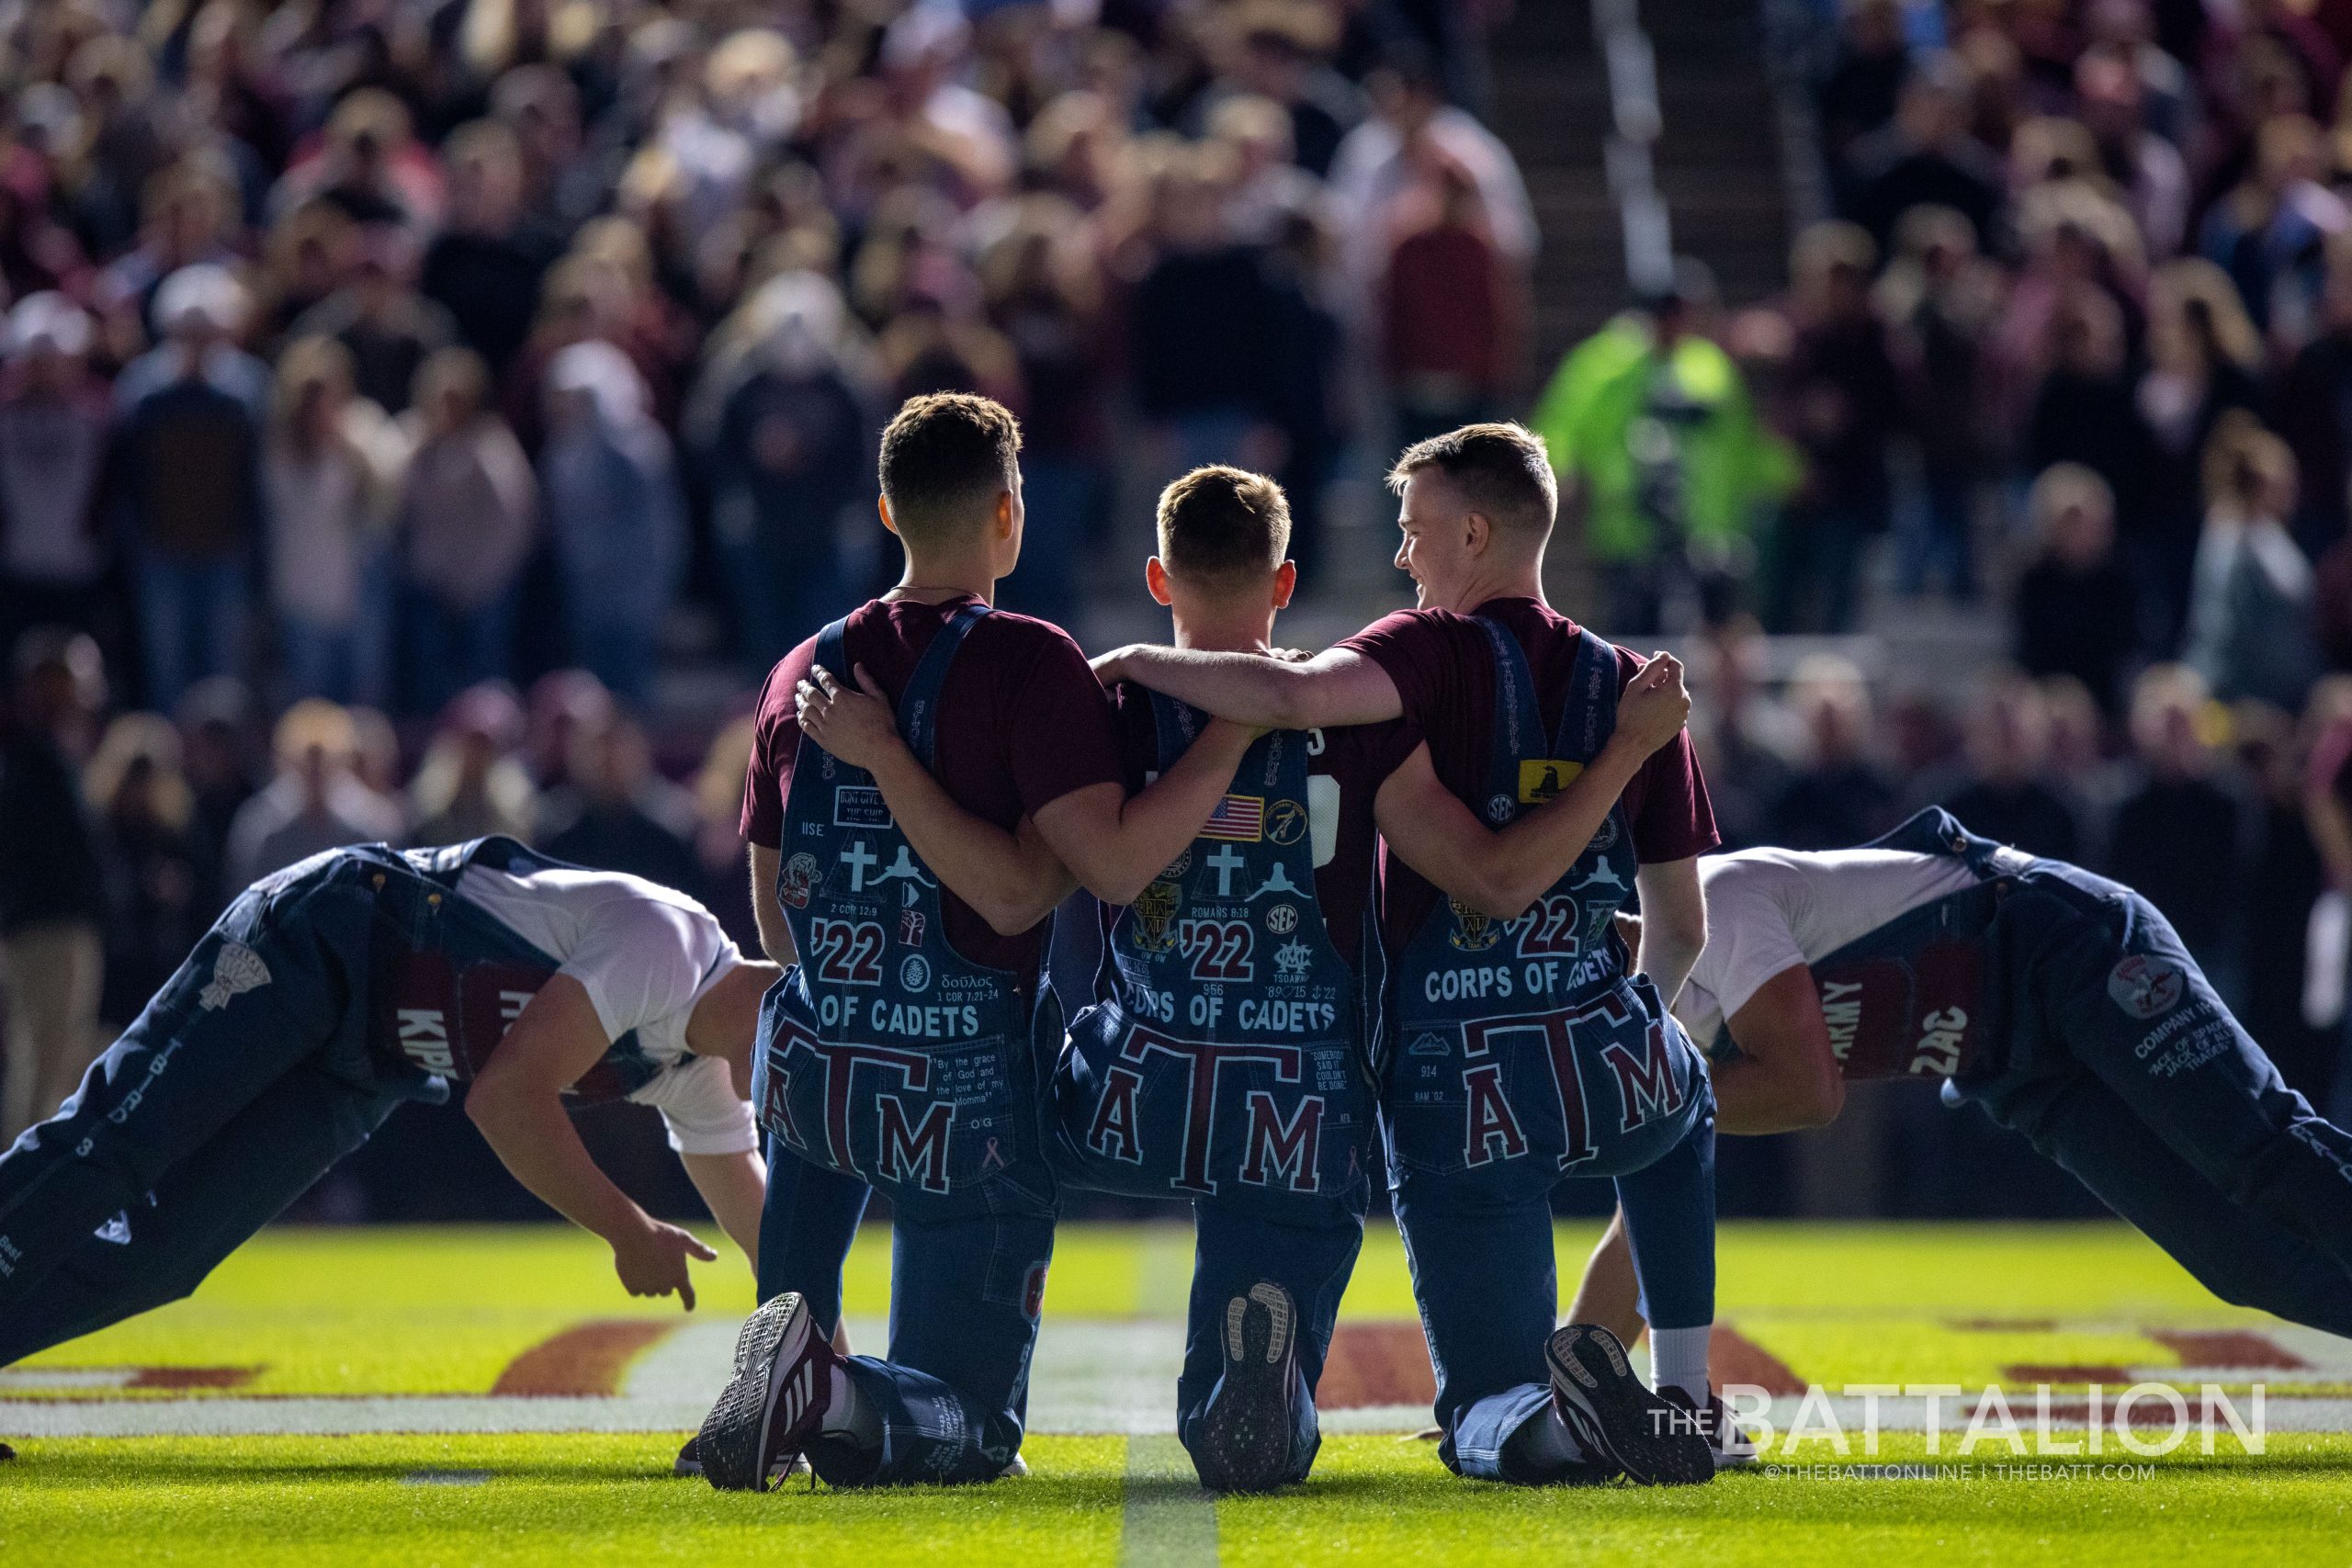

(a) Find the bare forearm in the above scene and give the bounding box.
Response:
[681,1150,767,1264]
[1710,1055,1839,1134]
[1109,645,1316,729]
[1635,925,1704,1011]
[469,1092,648,1245]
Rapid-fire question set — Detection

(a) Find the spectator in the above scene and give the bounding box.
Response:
[0,296,112,654]
[408,684,538,847]
[2185,417,2321,709]
[2109,664,2259,998]
[1768,654,1902,849]
[1816,0,1914,174]
[2274,242,2352,547]
[537,340,684,702]
[1768,222,1904,635]
[1382,155,1522,450]
[0,627,107,1142]
[2021,287,2147,529]
[111,265,266,708]
[690,711,763,953]
[1934,675,2086,859]
[979,202,1114,626]
[419,121,554,378]
[1689,615,1799,850]
[1130,145,1286,476]
[84,712,202,1025]
[694,272,875,670]
[287,228,458,414]
[173,676,263,921]
[221,698,407,889]
[2199,114,2347,337]
[2015,463,2144,714]
[261,337,405,707]
[396,347,537,712]
[1878,205,2001,601]
[2134,260,2267,648]
[1838,53,2006,255]
[537,707,700,891]
[1531,264,1793,635]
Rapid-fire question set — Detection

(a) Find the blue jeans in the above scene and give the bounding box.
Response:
[755,1138,1057,1487]
[278,602,390,711]
[1961,865,2352,1292]
[0,871,418,1366]
[1895,470,1979,600]
[718,525,845,678]
[1176,1201,1363,1486]
[998,457,1103,631]
[136,550,247,711]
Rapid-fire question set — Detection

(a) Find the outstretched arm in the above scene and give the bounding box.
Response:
[466,976,718,1309]
[1374,654,1691,920]
[680,1148,766,1267]
[1092,644,1404,732]
[798,663,1256,912]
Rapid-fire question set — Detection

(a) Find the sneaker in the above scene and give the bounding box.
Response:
[1191,1280,1300,1493]
[697,1292,836,1493]
[999,1452,1029,1479]
[1543,1323,1713,1486]
[673,1432,808,1481]
[1658,1387,1760,1470]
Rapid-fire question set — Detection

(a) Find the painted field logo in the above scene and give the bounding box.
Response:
[2108,954,2185,1021]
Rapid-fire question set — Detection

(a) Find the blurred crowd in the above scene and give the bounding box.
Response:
[0,0,1525,722]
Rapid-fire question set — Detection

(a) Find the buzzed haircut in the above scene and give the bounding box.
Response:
[877,392,1023,547]
[1156,466,1291,589]
[1387,422,1558,538]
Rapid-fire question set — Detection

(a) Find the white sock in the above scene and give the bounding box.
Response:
[1649,1325,1712,1409]
[820,1361,882,1447]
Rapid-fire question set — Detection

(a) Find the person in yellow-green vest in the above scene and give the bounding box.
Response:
[1528,263,1798,636]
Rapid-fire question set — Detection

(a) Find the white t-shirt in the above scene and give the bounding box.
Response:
[1675,848,1979,1047]
[455,863,757,1156]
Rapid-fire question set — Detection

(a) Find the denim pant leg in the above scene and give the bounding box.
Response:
[1614,1095,1717,1333]
[812,1189,1057,1487]
[2022,879,2352,1271]
[0,890,359,1313]
[2008,1072,2352,1337]
[1177,1201,1364,1486]
[1391,1164,1560,1482]
[0,1058,403,1365]
[753,1134,871,1321]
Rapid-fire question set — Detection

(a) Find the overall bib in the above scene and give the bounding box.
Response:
[753,603,1057,1486]
[1053,693,1377,1483]
[0,838,656,1365]
[1770,807,2352,1337]
[1381,620,1716,1482]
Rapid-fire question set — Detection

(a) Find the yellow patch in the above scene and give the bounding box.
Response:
[1518,759,1582,803]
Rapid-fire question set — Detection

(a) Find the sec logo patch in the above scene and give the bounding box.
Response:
[2109,953,2185,1021]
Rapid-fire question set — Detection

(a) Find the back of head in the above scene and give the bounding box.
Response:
[1386,422,1558,544]
[878,391,1023,550]
[1156,466,1290,594]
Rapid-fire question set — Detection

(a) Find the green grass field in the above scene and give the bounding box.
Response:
[6,1221,2351,1564]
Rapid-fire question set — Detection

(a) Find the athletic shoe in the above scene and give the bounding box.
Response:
[1544,1323,1713,1486]
[1658,1387,1760,1469]
[1191,1280,1300,1493]
[1000,1453,1029,1478]
[682,1438,818,1485]
[697,1292,836,1492]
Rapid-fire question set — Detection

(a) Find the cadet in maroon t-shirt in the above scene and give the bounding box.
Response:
[701,396,1253,1495]
[1092,425,1734,1488]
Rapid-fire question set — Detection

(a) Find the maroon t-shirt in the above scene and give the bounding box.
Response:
[1106,682,1420,973]
[742,593,1125,983]
[1338,595,1720,951]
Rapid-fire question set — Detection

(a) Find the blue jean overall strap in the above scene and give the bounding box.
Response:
[1055,691,1375,1222]
[1705,807,2017,1081]
[1382,620,1714,1483]
[368,836,662,1101]
[756,603,1058,1487]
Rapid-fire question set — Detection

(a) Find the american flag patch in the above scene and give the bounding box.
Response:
[1200,794,1266,842]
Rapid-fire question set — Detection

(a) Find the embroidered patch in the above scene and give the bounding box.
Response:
[199,942,271,1010]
